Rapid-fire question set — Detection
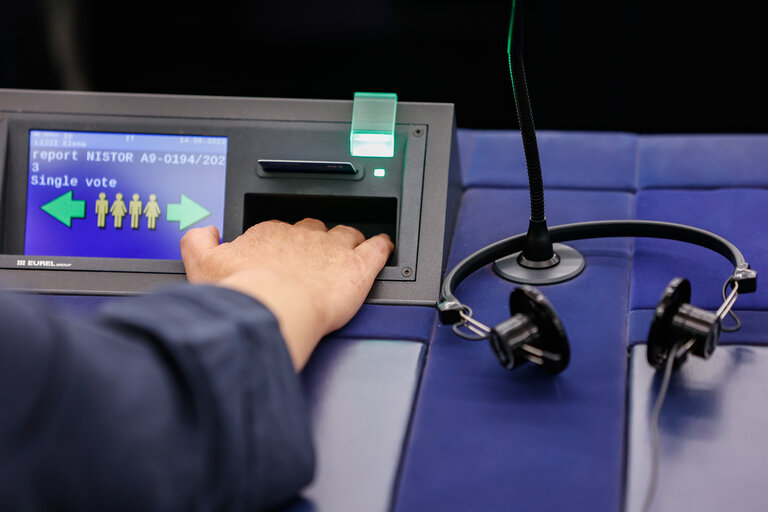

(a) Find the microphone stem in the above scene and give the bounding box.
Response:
[508,0,555,261]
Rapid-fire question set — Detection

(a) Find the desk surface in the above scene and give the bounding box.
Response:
[42,130,768,512]
[394,130,768,512]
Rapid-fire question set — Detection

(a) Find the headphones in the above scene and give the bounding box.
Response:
[438,221,757,375]
[437,0,758,376]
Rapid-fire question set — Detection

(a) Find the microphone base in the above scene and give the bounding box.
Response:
[493,243,585,285]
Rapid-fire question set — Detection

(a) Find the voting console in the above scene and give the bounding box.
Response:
[0,89,460,304]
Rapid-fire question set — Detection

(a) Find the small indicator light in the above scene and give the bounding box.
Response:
[350,92,397,158]
[373,168,386,177]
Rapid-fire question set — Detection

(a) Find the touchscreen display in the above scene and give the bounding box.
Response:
[24,130,227,260]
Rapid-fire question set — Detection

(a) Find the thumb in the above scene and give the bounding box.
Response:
[354,234,395,281]
[180,226,220,275]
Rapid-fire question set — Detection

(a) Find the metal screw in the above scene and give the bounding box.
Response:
[413,128,423,137]
[401,266,413,277]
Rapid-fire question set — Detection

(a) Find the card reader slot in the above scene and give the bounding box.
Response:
[258,160,358,175]
[242,193,398,266]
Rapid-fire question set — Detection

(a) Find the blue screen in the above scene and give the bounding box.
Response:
[24,130,227,260]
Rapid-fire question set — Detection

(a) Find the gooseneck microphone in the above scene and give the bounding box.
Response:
[493,0,586,284]
[438,2,757,509]
[438,0,756,370]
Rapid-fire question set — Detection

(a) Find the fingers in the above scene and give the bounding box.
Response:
[328,224,366,249]
[180,225,221,262]
[294,218,327,232]
[354,234,395,277]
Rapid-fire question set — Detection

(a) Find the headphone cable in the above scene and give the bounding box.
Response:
[721,277,742,332]
[641,341,680,512]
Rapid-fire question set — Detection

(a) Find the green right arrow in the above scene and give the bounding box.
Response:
[41,190,86,227]
[166,194,211,230]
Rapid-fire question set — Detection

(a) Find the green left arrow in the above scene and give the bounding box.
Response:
[41,190,86,227]
[166,194,211,231]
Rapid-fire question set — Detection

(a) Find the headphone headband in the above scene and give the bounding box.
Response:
[440,220,756,325]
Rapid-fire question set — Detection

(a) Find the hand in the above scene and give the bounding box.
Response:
[180,219,394,370]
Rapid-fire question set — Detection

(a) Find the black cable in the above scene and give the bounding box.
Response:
[642,341,679,512]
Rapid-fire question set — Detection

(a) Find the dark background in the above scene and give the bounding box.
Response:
[1,0,764,132]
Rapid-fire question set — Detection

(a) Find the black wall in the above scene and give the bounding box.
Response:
[1,0,764,132]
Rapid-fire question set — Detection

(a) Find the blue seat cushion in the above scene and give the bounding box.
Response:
[637,135,768,189]
[462,130,637,191]
[395,187,633,511]
[631,189,768,311]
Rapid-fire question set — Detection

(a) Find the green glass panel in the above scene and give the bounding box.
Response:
[350,92,397,158]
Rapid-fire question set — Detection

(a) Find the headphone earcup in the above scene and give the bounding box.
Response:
[489,286,570,375]
[647,278,722,370]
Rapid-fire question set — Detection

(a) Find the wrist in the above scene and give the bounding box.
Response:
[218,268,326,370]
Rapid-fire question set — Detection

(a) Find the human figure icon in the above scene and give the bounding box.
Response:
[144,194,161,230]
[110,193,128,229]
[95,192,109,229]
[129,194,142,230]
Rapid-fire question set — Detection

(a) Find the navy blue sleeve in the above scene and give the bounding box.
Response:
[0,285,314,511]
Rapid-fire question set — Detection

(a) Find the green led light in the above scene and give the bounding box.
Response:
[373,168,386,177]
[350,92,397,158]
